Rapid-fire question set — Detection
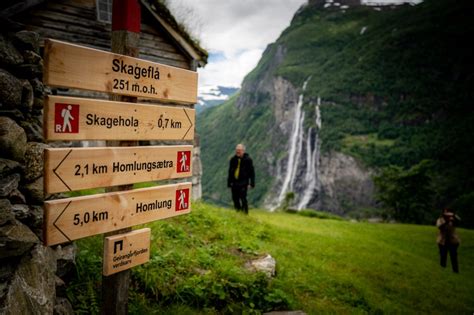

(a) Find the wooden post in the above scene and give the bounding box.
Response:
[101,0,141,314]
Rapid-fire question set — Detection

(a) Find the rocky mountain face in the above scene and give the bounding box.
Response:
[234,43,375,213]
[198,0,473,221]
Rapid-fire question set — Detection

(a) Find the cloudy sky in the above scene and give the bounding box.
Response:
[166,0,422,90]
[166,0,307,89]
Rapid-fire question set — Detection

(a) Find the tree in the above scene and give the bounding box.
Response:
[374,160,436,224]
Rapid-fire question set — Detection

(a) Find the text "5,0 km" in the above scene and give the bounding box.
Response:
[73,210,109,227]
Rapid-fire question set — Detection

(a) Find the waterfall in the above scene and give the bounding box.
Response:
[304,127,314,184]
[315,96,321,129]
[297,97,322,210]
[276,78,310,205]
[289,111,305,191]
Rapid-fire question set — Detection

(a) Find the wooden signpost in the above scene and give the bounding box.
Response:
[43,182,192,246]
[103,228,151,276]
[44,95,195,141]
[44,145,193,193]
[43,39,198,104]
[41,0,198,312]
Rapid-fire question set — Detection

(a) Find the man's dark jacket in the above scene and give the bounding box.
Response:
[228,153,255,188]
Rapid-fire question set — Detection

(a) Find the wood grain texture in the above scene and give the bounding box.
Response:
[44,95,195,141]
[16,3,193,69]
[43,39,197,103]
[103,228,151,276]
[44,145,193,193]
[43,182,192,246]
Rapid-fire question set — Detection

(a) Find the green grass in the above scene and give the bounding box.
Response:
[342,134,395,149]
[64,182,159,198]
[69,202,474,314]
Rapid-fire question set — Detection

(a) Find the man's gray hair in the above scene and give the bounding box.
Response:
[236,143,246,151]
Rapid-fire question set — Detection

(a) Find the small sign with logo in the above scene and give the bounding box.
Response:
[177,151,191,173]
[175,188,190,211]
[103,228,151,276]
[54,103,80,133]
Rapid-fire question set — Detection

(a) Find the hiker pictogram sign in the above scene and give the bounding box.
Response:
[177,151,191,173]
[175,188,190,211]
[54,103,80,133]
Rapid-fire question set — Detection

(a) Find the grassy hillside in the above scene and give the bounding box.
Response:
[68,202,474,314]
[197,0,474,223]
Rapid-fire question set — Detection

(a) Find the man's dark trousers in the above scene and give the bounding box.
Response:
[439,243,459,273]
[231,184,248,214]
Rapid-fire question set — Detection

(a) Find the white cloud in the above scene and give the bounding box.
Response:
[166,0,307,88]
[198,49,263,87]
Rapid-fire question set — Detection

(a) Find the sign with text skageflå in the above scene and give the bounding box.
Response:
[43,182,192,246]
[44,95,195,141]
[103,228,151,276]
[44,145,193,194]
[43,39,197,103]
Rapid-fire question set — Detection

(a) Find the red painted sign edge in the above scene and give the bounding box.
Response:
[112,0,141,33]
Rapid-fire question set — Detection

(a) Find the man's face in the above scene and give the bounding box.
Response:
[235,146,244,158]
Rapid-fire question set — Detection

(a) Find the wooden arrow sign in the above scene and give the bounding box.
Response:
[43,39,198,103]
[44,145,193,194]
[103,228,151,276]
[44,95,195,141]
[44,182,192,246]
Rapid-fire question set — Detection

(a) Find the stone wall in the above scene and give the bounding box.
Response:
[0,27,74,314]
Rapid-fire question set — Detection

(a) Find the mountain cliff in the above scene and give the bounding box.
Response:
[197,0,474,223]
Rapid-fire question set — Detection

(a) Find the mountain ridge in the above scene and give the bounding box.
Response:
[197,0,474,225]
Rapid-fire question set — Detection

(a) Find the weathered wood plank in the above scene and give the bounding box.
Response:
[140,23,165,37]
[29,17,111,40]
[25,14,186,62]
[139,46,187,62]
[139,53,189,69]
[139,37,180,53]
[30,9,110,32]
[45,1,97,19]
[103,228,151,276]
[26,25,109,49]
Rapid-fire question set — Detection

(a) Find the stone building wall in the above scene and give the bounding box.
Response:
[0,27,74,314]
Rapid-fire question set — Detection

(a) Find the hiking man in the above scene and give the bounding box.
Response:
[228,144,255,214]
[436,208,461,273]
[61,104,74,132]
[178,189,187,210]
[179,152,188,172]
